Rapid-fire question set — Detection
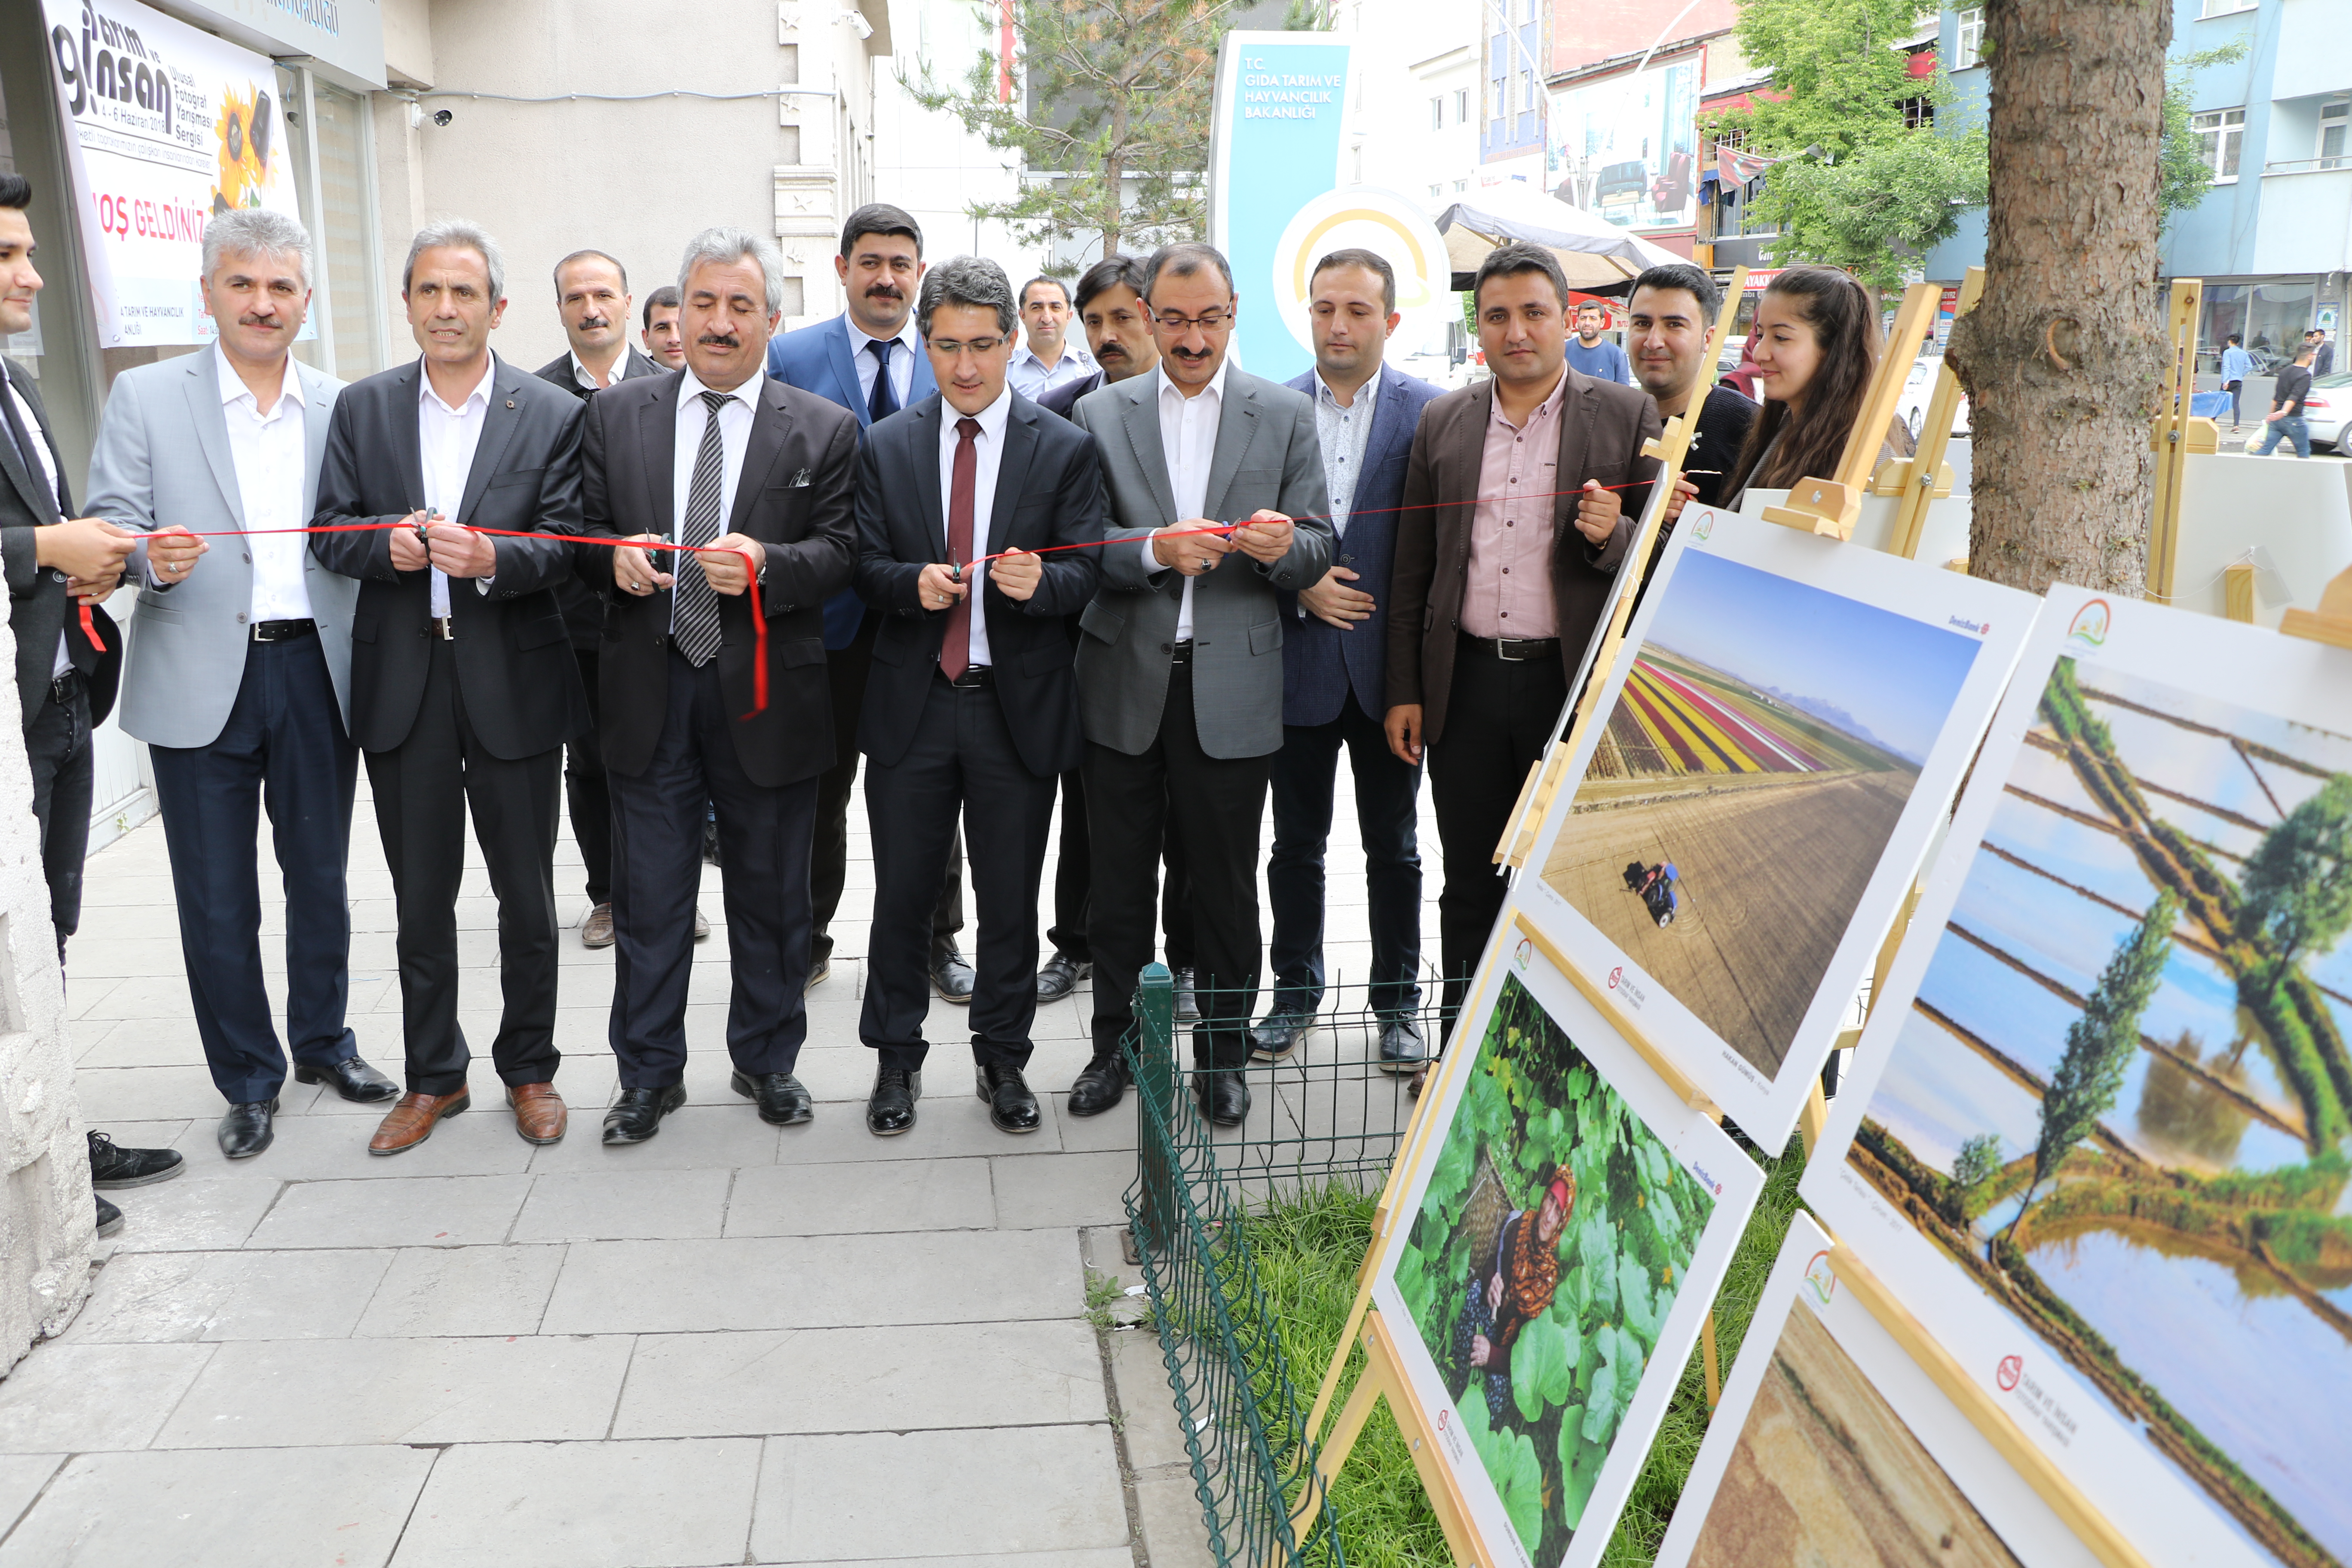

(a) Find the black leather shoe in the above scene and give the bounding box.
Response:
[1378,1016,1429,1074]
[295,1056,399,1103]
[868,1064,922,1136]
[805,955,831,993]
[931,949,976,1004]
[217,1099,279,1160]
[88,1130,183,1189]
[1173,966,1201,1023]
[977,1063,1041,1134]
[95,1195,122,1238]
[1036,951,1088,1003]
[602,1084,688,1145]
[733,1070,813,1127]
[1197,1069,1250,1127]
[1066,1053,1129,1117]
[1248,1011,1314,1063]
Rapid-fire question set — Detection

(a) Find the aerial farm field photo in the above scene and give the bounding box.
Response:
[1541,548,1984,1077]
[1843,653,2352,1568]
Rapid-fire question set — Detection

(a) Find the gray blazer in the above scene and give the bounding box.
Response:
[84,349,355,750]
[1070,367,1332,760]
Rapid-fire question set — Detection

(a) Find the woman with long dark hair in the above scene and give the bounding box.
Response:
[1720,265,1915,510]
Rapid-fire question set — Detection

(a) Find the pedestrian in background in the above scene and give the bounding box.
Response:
[1564,299,1634,386]
[2219,333,2253,432]
[2253,344,2316,459]
[641,286,686,370]
[1008,274,1096,400]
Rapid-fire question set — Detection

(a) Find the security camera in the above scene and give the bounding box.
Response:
[432,107,453,127]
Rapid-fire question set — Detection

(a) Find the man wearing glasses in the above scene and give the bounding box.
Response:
[1062,242,1332,1128]
[850,257,1106,1137]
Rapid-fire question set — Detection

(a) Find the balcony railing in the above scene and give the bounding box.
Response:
[2264,156,2352,175]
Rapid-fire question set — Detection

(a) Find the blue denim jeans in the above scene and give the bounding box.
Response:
[2252,414,2310,457]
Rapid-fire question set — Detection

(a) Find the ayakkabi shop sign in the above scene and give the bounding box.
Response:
[43,0,303,347]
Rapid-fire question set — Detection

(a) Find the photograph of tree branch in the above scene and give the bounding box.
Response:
[1389,971,1718,1568]
[1841,653,2352,1568]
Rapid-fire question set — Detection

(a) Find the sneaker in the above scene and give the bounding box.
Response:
[95,1194,122,1237]
[693,906,712,942]
[87,1130,183,1190]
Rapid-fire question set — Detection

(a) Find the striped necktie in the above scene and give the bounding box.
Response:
[674,389,731,668]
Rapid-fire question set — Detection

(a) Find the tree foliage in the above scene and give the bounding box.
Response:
[1949,1132,2003,1222]
[903,0,1237,267]
[2239,775,2352,972]
[2158,40,2251,231]
[2007,891,2180,1242]
[1711,0,1987,291]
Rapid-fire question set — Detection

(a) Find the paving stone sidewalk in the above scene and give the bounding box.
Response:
[0,765,1438,1567]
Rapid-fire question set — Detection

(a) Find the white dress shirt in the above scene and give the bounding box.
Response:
[1007,341,1097,399]
[416,355,496,617]
[937,385,1013,668]
[571,348,629,392]
[848,320,919,411]
[215,346,312,623]
[3,362,74,677]
[670,368,761,631]
[1313,368,1379,539]
[1142,360,1228,642]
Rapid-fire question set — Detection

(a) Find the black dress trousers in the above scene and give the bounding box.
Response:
[861,676,1058,1071]
[608,649,818,1089]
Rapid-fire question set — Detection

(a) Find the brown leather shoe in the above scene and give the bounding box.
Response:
[582,903,616,949]
[368,1089,472,1155]
[507,1082,567,1145]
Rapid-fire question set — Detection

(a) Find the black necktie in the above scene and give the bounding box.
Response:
[674,390,731,668]
[0,371,63,525]
[867,337,899,424]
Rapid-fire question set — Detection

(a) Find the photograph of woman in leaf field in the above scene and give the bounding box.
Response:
[1393,972,1716,1565]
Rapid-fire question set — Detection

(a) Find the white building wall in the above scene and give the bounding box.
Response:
[1344,0,1483,212]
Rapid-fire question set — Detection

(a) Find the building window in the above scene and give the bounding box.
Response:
[2322,101,2349,169]
[1455,179,1468,192]
[2193,107,2245,181]
[1455,88,1470,122]
[1430,182,1444,197]
[1432,95,1445,129]
[2198,0,2255,15]
[1954,7,1983,70]
[1901,96,1934,129]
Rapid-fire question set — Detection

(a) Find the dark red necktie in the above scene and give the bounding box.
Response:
[942,416,980,680]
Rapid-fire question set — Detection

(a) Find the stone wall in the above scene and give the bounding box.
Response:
[0,606,93,1371]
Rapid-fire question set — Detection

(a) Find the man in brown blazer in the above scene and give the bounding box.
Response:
[1385,241,1660,1030]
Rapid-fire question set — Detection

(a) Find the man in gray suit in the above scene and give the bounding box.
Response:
[1063,242,1332,1127]
[86,209,395,1161]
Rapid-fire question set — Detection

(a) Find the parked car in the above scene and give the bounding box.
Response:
[1896,354,1972,440]
[2297,370,2348,451]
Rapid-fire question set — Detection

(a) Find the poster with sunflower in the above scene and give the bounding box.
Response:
[1370,932,1764,1568]
[40,0,300,346]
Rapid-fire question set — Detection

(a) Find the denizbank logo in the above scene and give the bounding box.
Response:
[2066,598,2112,649]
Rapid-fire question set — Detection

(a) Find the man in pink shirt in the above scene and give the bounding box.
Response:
[1384,242,1660,1035]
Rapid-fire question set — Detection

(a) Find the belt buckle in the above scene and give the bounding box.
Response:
[1494,638,1527,662]
[432,616,455,641]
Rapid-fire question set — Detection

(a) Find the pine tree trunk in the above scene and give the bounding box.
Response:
[1946,0,2173,594]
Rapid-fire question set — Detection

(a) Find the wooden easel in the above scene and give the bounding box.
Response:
[1761,282,1941,540]
[2146,278,2210,606]
[2278,562,2352,649]
[1876,268,1981,562]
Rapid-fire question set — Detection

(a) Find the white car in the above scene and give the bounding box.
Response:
[2300,371,2349,451]
[1896,354,1972,440]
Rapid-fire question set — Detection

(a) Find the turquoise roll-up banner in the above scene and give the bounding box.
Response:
[1209,31,1356,385]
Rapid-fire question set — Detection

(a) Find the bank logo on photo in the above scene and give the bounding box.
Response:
[1607,965,1623,989]
[1801,1249,1837,1305]
[2065,599,2112,649]
[1996,1354,2024,1392]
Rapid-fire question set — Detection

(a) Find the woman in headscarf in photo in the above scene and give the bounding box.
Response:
[1455,1164,1577,1419]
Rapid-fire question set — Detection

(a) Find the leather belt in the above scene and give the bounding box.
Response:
[251,618,316,643]
[940,665,994,689]
[1462,633,1559,663]
[1169,639,1195,665]
[429,616,456,641]
[46,668,83,706]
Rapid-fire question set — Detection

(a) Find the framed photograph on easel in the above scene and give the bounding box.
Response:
[1805,585,2352,1568]
[1514,504,2040,1146]
[1366,928,1764,1568]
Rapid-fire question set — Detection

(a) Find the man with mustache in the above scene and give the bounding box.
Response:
[311,220,591,1154]
[533,250,682,953]
[85,207,396,1162]
[1035,256,1197,1016]
[641,287,686,371]
[1008,275,1095,399]
[584,229,858,1142]
[765,205,972,1003]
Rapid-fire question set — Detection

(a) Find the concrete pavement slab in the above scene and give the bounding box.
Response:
[990,1151,1131,1229]
[353,1244,567,1338]
[390,1437,761,1568]
[0,1343,215,1453]
[0,1454,62,1539]
[750,1426,1127,1561]
[722,1157,995,1237]
[102,1175,282,1255]
[511,1167,733,1242]
[64,1247,391,1343]
[245,1174,534,1249]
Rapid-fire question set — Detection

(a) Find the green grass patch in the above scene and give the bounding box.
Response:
[1237,1136,1810,1568]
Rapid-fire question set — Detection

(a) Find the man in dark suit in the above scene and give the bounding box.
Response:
[312,219,590,1155]
[853,257,1104,1138]
[765,203,969,1001]
[1065,242,1332,1129]
[584,227,859,1144]
[1035,255,1195,1012]
[1385,242,1659,1034]
[0,176,131,965]
[533,248,672,950]
[1250,250,1442,1071]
